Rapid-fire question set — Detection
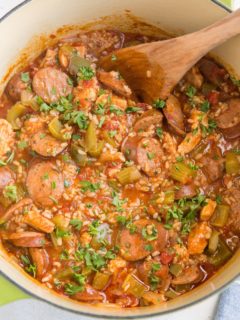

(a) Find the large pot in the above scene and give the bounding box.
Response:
[0,0,239,318]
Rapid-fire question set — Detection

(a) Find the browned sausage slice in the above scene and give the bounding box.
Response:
[171,265,203,285]
[122,136,163,176]
[0,167,16,192]
[73,285,105,301]
[29,248,49,278]
[97,70,132,97]
[133,109,163,133]
[32,67,72,104]
[7,232,46,247]
[216,98,240,139]
[30,131,68,157]
[26,161,64,207]
[23,211,55,233]
[0,198,32,224]
[118,219,168,261]
[6,73,29,102]
[164,95,185,136]
[198,59,225,86]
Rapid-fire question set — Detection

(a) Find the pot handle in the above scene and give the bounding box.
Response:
[0,274,29,305]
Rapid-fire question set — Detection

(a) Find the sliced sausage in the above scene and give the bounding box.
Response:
[118,219,168,261]
[77,30,124,56]
[29,248,49,278]
[97,70,132,97]
[0,198,32,224]
[73,285,105,301]
[6,73,29,102]
[216,99,240,139]
[171,265,203,285]
[198,59,225,86]
[32,67,72,104]
[30,131,68,157]
[133,109,163,133]
[122,136,163,176]
[0,167,16,192]
[23,211,55,233]
[201,156,224,182]
[26,161,64,207]
[137,260,169,288]
[0,119,15,157]
[6,232,46,247]
[164,95,185,136]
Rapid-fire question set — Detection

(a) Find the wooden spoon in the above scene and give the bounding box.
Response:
[99,9,240,103]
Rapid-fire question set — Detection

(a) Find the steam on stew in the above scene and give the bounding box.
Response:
[0,29,239,307]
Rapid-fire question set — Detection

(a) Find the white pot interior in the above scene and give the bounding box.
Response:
[0,0,239,317]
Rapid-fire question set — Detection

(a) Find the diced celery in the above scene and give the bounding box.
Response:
[92,272,111,290]
[163,190,175,205]
[52,215,69,230]
[7,103,27,130]
[48,117,69,141]
[54,267,74,280]
[170,162,195,184]
[122,274,146,298]
[211,204,230,227]
[70,144,88,166]
[225,152,240,174]
[208,237,232,267]
[208,229,219,254]
[169,264,183,277]
[116,166,141,185]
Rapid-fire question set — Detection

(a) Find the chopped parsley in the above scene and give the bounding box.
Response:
[80,181,101,193]
[77,66,95,81]
[20,255,36,278]
[60,249,69,260]
[201,118,217,136]
[230,76,240,87]
[147,152,155,160]
[144,244,153,251]
[98,116,105,128]
[88,220,100,236]
[111,191,127,212]
[21,72,30,83]
[64,283,85,295]
[109,130,117,138]
[3,185,18,202]
[70,219,83,230]
[55,228,71,238]
[186,85,197,99]
[109,105,124,115]
[125,106,142,113]
[216,195,222,205]
[200,101,210,113]
[94,103,106,115]
[153,99,165,109]
[142,224,158,241]
[111,54,117,61]
[156,127,163,139]
[69,110,88,130]
[17,140,28,150]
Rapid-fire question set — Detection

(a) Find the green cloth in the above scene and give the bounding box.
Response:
[0,275,29,306]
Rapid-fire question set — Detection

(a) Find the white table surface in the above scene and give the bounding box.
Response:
[0,0,237,319]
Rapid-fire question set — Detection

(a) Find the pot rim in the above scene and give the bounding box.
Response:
[0,0,238,318]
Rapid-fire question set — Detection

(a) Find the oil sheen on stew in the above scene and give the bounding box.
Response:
[0,29,239,308]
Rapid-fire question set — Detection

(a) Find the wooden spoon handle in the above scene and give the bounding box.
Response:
[192,8,240,53]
